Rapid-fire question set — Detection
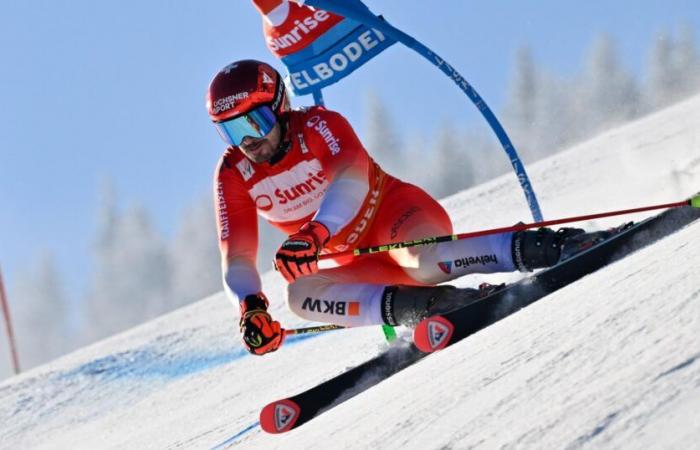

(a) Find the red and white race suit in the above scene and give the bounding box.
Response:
[215,106,515,327]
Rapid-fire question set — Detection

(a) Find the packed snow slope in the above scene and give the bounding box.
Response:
[2,95,700,449]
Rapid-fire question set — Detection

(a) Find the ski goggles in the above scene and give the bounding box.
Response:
[214,105,277,147]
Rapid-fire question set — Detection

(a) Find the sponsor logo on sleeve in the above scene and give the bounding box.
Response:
[305,115,340,155]
[297,132,309,154]
[216,181,230,240]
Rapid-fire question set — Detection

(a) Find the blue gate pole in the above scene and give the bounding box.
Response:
[311,89,325,106]
[303,0,543,221]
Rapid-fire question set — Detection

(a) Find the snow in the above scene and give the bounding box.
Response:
[2,94,700,449]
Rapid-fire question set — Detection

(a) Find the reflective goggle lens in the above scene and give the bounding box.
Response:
[214,105,277,146]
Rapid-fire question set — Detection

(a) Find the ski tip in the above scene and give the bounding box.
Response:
[260,398,301,434]
[413,316,454,353]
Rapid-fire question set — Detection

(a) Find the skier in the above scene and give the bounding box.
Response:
[208,60,606,355]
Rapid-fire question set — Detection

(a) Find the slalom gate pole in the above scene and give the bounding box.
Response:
[320,197,698,261]
[0,265,21,375]
[283,324,345,337]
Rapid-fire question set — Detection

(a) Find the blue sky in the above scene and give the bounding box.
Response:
[1,0,699,299]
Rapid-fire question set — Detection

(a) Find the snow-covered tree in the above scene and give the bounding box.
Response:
[504,46,538,158]
[646,31,678,110]
[364,91,404,176]
[576,34,639,135]
[169,198,221,308]
[84,185,170,341]
[430,122,476,198]
[11,252,71,369]
[503,46,577,162]
[672,24,700,100]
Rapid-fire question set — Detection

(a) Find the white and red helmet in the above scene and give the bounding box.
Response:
[206,60,290,145]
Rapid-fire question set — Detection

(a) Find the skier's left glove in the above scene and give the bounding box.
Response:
[239,293,284,356]
[275,221,330,283]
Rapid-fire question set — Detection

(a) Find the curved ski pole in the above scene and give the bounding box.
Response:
[320,197,696,261]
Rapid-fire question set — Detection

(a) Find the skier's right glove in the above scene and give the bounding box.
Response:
[239,293,284,356]
[274,221,331,283]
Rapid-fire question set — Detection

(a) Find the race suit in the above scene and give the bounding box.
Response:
[215,106,515,327]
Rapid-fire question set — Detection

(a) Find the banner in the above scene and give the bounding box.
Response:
[252,0,395,96]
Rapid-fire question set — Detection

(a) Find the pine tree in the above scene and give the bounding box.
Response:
[672,24,700,99]
[11,252,71,368]
[504,46,538,158]
[170,197,221,307]
[578,34,639,135]
[364,91,404,176]
[84,186,170,341]
[646,31,677,110]
[431,122,475,198]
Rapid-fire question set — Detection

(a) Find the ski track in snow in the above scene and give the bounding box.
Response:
[2,95,700,449]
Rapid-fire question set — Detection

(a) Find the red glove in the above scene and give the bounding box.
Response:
[275,221,330,282]
[239,293,284,355]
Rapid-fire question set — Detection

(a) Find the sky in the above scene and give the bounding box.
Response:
[1,0,699,300]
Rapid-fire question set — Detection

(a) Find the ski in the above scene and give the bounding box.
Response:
[259,342,426,433]
[260,205,700,434]
[413,205,700,352]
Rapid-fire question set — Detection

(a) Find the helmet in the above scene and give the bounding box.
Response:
[206,59,289,123]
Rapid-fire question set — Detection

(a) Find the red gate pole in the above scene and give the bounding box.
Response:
[0,265,21,375]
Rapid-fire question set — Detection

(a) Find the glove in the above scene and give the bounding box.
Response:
[239,293,284,355]
[275,221,331,283]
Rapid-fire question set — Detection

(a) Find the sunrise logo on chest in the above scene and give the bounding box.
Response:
[249,159,330,222]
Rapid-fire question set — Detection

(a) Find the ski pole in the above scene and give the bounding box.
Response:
[283,324,345,337]
[320,195,700,261]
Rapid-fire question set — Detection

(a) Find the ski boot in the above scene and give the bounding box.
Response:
[381,283,505,327]
[512,223,634,271]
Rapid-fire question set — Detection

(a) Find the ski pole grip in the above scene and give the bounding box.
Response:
[690,193,700,209]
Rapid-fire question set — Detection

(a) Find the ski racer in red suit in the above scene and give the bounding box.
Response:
[208,60,603,355]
